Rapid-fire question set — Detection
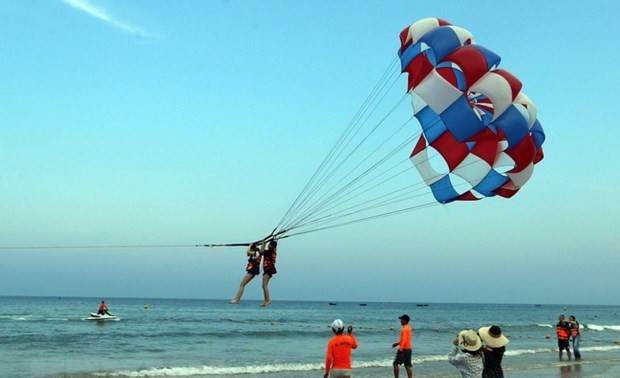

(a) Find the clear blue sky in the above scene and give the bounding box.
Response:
[1,1,618,305]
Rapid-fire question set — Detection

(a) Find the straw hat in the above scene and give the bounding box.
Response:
[478,325,509,348]
[458,330,482,352]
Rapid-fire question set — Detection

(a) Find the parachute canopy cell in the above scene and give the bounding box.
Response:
[399,17,545,204]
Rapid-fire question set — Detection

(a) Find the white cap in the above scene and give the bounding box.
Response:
[331,319,344,332]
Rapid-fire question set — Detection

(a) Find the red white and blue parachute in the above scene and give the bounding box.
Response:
[399,18,545,203]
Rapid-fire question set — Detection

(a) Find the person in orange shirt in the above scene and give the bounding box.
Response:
[556,314,572,361]
[392,314,413,378]
[324,319,358,378]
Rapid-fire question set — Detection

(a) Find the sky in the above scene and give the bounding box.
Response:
[0,0,618,305]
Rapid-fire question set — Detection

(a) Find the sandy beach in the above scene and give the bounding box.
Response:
[504,360,620,378]
[358,360,620,378]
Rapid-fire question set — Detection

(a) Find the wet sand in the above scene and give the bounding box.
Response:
[505,360,620,378]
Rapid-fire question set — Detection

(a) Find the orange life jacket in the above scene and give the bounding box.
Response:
[557,323,570,340]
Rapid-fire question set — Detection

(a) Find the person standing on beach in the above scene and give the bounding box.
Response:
[392,314,413,378]
[478,325,509,378]
[324,319,358,378]
[568,315,582,360]
[448,330,483,378]
[260,239,277,307]
[229,243,262,304]
[556,314,572,361]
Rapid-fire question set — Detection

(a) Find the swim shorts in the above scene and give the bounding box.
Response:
[246,264,260,276]
[329,368,352,378]
[394,349,412,367]
[263,264,277,276]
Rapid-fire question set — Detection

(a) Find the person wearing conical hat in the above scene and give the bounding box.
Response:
[478,325,510,378]
[448,330,483,378]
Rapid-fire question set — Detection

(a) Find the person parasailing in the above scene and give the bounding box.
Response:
[260,239,278,307]
[229,242,262,304]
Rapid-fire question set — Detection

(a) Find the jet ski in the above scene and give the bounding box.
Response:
[84,312,120,321]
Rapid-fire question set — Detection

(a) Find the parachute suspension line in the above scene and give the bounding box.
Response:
[274,57,400,235]
[283,177,431,235]
[274,56,402,236]
[280,102,414,233]
[281,117,419,233]
[278,62,402,234]
[282,201,441,239]
[295,79,406,208]
[0,243,252,250]
[282,153,429,235]
[278,98,411,235]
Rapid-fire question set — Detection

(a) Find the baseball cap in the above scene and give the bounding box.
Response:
[331,319,344,332]
[399,314,410,322]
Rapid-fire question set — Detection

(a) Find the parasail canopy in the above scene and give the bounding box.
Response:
[399,18,545,204]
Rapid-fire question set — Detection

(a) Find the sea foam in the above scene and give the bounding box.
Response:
[586,324,620,332]
[99,362,324,377]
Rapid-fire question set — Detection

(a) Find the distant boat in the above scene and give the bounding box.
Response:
[359,303,367,306]
[416,304,429,307]
[329,302,337,306]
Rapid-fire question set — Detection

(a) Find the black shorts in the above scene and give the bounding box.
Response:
[263,264,277,276]
[558,339,570,350]
[246,266,260,276]
[394,349,412,367]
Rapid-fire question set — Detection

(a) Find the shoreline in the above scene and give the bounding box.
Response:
[1,295,617,307]
[349,359,620,378]
[505,360,620,378]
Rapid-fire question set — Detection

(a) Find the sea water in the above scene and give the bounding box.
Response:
[1,296,619,378]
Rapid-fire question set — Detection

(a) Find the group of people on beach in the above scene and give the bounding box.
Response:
[323,314,510,378]
[556,314,582,361]
[229,239,278,307]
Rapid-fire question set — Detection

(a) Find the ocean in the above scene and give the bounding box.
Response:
[1,296,618,378]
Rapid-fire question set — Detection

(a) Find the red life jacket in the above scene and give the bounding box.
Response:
[570,322,580,337]
[263,249,277,268]
[246,253,261,270]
